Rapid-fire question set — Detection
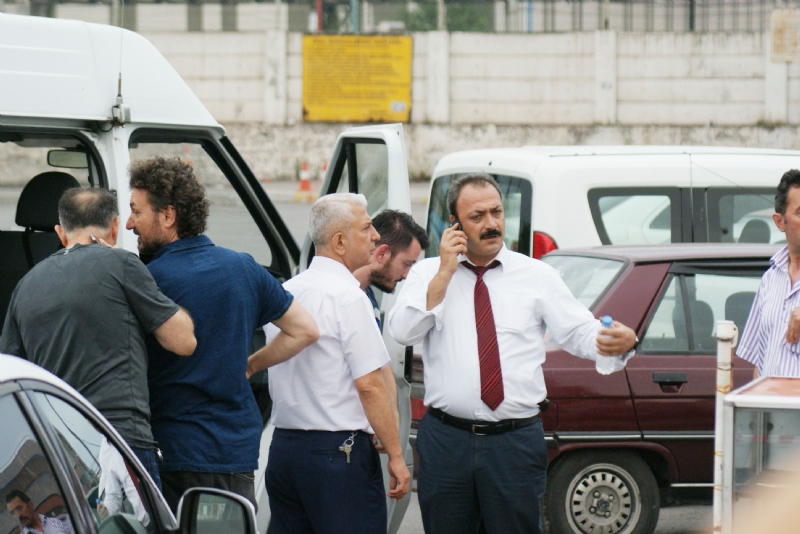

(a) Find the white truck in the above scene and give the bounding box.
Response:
[0,13,414,533]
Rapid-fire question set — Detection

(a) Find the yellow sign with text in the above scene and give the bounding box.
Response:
[302,35,412,123]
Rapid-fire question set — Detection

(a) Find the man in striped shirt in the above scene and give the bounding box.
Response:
[739,169,800,377]
[5,490,72,534]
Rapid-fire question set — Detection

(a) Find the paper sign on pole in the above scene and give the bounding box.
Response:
[772,9,800,63]
[302,35,413,123]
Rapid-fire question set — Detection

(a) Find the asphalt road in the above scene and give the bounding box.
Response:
[396,493,712,534]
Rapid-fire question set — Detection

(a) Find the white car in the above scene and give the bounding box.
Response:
[426,146,800,259]
[0,353,259,534]
[0,14,414,532]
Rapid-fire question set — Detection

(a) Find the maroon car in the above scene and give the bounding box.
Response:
[407,243,777,534]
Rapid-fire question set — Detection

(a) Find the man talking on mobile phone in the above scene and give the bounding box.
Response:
[387,174,638,534]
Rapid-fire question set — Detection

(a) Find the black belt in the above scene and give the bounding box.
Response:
[427,406,539,436]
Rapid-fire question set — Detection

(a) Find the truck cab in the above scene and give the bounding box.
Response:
[0,14,413,532]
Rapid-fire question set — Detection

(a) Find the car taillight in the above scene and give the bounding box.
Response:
[533,231,558,259]
[410,397,427,423]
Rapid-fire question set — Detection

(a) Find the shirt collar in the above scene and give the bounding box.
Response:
[771,245,790,271]
[309,256,360,287]
[457,244,509,269]
[152,235,213,261]
[21,516,48,534]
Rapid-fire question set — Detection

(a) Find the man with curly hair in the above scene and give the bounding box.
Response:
[126,156,319,512]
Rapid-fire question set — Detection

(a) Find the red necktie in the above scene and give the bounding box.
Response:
[462,260,504,411]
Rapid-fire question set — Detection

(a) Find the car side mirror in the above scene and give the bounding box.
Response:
[177,488,257,534]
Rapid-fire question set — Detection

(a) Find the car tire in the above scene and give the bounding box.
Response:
[543,450,660,534]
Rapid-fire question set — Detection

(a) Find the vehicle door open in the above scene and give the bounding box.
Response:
[302,123,413,533]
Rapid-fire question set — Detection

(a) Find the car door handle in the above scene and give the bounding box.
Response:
[653,372,688,385]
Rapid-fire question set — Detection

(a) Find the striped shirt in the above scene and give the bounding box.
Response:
[21,514,72,534]
[738,246,800,377]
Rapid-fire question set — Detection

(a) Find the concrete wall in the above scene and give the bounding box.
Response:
[225,123,800,182]
[141,30,789,127]
[448,32,595,124]
[617,33,767,125]
[146,32,267,122]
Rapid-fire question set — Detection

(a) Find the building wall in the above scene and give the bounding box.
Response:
[145,32,268,122]
[616,33,766,125]
[448,32,595,124]
[137,30,788,127]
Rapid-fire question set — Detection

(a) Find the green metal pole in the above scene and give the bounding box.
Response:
[350,0,360,33]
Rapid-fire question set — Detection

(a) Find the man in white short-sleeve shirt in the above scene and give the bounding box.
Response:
[252,193,411,534]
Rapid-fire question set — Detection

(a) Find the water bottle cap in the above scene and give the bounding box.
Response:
[601,315,613,327]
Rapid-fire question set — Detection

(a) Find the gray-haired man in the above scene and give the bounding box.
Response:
[0,187,196,487]
[249,193,411,534]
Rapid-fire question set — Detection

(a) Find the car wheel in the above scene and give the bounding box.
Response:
[543,450,659,534]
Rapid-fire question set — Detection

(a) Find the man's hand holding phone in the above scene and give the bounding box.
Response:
[439,220,468,276]
[427,220,469,311]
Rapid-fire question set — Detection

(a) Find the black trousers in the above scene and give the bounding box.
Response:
[416,411,548,534]
[160,470,256,514]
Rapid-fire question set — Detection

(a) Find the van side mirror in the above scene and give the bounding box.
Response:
[177,488,257,534]
[48,149,89,169]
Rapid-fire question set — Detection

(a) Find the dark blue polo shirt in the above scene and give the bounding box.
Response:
[146,235,293,472]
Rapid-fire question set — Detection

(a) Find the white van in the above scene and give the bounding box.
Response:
[426,146,800,259]
[0,14,413,533]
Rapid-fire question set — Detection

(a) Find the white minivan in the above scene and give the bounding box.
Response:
[0,14,413,533]
[427,146,800,259]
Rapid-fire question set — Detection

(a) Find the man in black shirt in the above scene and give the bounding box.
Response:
[0,188,196,488]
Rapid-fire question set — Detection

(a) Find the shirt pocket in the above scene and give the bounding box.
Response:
[494,295,533,333]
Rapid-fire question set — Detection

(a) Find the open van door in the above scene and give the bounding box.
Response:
[300,123,413,532]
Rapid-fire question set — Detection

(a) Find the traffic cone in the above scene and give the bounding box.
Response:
[294,160,317,202]
[318,161,328,182]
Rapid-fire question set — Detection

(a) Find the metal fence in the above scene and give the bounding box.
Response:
[509,0,786,33]
[4,0,799,33]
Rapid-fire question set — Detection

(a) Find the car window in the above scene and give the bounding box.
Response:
[641,273,762,354]
[332,140,389,216]
[426,174,532,257]
[588,188,681,245]
[0,132,102,231]
[0,132,106,332]
[707,188,779,244]
[541,255,625,309]
[129,140,273,267]
[0,394,75,534]
[640,276,688,353]
[30,392,153,532]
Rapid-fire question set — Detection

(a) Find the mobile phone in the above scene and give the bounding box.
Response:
[90,232,98,244]
[452,217,461,229]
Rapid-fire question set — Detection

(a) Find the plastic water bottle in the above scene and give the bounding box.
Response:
[597,315,615,375]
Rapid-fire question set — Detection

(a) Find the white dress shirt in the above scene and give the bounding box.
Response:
[388,245,631,422]
[98,437,150,526]
[266,256,390,432]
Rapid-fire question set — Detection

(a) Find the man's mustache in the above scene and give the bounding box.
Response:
[480,229,502,240]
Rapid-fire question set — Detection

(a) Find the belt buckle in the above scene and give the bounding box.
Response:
[471,424,490,436]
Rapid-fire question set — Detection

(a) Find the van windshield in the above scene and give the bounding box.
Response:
[540,254,625,309]
[426,174,532,258]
